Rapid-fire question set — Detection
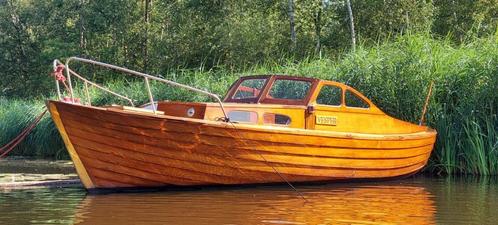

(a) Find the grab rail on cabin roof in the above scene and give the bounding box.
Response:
[52,57,228,119]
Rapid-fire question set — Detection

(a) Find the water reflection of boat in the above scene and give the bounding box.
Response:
[73,184,436,225]
[49,58,437,191]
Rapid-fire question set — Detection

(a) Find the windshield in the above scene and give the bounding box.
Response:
[268,79,312,100]
[232,78,267,99]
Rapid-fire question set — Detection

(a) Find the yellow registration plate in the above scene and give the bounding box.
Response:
[316,115,337,126]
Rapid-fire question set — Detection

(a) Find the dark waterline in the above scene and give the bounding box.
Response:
[0,176,497,225]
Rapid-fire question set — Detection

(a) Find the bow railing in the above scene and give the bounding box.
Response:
[52,57,228,119]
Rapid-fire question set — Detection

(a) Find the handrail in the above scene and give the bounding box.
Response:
[59,57,228,119]
[53,59,135,107]
[53,60,63,101]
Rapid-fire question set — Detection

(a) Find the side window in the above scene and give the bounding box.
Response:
[345,90,369,108]
[228,110,258,123]
[263,113,291,126]
[316,85,342,106]
[233,78,267,99]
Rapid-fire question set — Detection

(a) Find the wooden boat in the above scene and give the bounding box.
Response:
[48,57,437,191]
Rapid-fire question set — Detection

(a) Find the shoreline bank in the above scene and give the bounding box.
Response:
[0,158,81,190]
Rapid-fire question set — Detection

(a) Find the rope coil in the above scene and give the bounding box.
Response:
[52,64,70,91]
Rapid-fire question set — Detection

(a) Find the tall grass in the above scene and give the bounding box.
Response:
[0,98,66,158]
[1,34,497,175]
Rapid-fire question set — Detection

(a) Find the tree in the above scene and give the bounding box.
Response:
[288,0,297,47]
[345,0,356,51]
[0,0,47,97]
[143,0,152,73]
[433,0,498,42]
[348,0,434,41]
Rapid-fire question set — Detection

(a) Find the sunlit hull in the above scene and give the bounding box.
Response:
[48,101,436,190]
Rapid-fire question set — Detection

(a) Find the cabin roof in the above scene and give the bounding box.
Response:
[236,74,320,82]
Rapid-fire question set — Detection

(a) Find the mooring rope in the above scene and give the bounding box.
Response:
[226,120,308,203]
[0,108,48,158]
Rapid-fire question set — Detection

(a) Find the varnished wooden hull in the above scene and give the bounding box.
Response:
[47,101,437,190]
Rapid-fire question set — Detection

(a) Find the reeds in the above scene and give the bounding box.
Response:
[433,116,498,176]
[1,35,497,174]
[0,99,65,158]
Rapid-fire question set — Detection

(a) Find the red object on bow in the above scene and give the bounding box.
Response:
[52,64,66,82]
[63,96,81,104]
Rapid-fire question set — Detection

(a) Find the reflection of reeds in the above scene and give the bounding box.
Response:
[434,176,498,225]
[1,35,497,175]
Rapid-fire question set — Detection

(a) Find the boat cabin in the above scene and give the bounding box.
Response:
[157,75,425,134]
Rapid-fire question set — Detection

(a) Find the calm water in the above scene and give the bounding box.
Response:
[0,176,497,225]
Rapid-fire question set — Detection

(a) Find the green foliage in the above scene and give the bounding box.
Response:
[433,0,498,42]
[2,0,498,98]
[0,1,496,175]
[349,0,435,40]
[1,35,496,176]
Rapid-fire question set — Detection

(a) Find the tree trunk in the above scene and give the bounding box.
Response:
[314,5,322,56]
[78,0,87,55]
[345,0,356,52]
[288,0,296,47]
[143,0,152,73]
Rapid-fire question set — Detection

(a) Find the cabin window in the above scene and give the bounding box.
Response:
[316,85,342,106]
[263,113,291,126]
[233,78,267,99]
[228,110,258,123]
[345,90,369,108]
[268,79,311,100]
